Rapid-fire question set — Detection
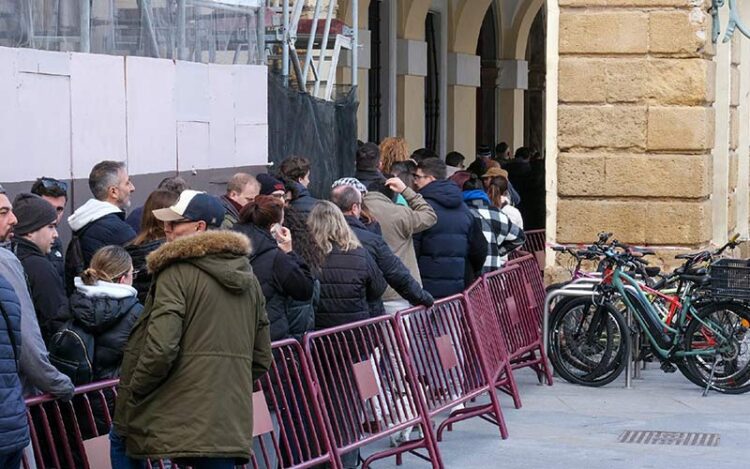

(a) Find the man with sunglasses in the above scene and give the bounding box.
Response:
[30,177,68,286]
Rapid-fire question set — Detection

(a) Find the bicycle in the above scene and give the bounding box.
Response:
[548,236,750,394]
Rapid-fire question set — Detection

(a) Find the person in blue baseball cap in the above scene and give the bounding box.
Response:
[152,190,226,242]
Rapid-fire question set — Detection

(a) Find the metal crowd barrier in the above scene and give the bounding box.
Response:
[303,316,442,469]
[485,261,554,385]
[464,278,522,410]
[396,295,509,441]
[24,251,554,469]
[520,230,546,271]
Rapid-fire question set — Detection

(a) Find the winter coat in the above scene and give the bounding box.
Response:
[0,248,74,400]
[345,215,433,312]
[68,199,137,267]
[290,183,319,219]
[113,230,272,462]
[0,274,30,455]
[354,169,385,190]
[13,237,71,344]
[47,236,65,288]
[125,206,145,233]
[364,188,437,302]
[233,223,314,341]
[414,180,488,299]
[69,279,143,380]
[315,246,386,330]
[219,194,241,230]
[126,239,165,304]
[463,191,526,273]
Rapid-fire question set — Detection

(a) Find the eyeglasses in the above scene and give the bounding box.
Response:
[37,178,68,193]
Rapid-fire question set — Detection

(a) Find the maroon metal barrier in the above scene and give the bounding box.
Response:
[303,316,442,469]
[484,262,553,386]
[507,251,547,324]
[396,295,509,442]
[24,340,338,469]
[252,338,338,469]
[23,379,119,469]
[521,229,546,271]
[464,279,522,410]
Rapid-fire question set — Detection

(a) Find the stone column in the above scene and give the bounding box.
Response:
[447,52,480,159]
[396,38,427,151]
[555,2,715,254]
[496,59,528,151]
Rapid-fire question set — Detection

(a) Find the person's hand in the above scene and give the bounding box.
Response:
[385,177,407,194]
[273,226,293,253]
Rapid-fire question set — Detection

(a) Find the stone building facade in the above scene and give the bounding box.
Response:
[332,0,747,268]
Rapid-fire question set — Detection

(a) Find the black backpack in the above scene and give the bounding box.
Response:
[64,224,92,295]
[48,320,96,385]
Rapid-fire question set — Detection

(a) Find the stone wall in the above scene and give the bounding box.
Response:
[556,0,716,248]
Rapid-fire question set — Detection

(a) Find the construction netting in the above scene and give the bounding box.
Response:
[268,72,358,200]
[0,0,266,64]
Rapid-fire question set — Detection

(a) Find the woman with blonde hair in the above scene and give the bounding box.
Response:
[379,137,410,175]
[307,201,386,330]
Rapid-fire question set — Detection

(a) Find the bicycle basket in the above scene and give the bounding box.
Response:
[709,258,750,299]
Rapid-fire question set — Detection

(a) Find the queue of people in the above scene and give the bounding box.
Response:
[0,140,526,468]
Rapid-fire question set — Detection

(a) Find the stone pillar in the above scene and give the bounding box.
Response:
[556,2,715,251]
[447,53,480,159]
[496,59,528,151]
[396,38,427,151]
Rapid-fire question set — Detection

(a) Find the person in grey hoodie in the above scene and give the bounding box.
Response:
[0,185,74,400]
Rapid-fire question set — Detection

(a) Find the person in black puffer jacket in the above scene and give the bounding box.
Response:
[233,196,315,341]
[125,189,179,303]
[331,184,434,315]
[0,274,30,469]
[66,246,142,438]
[307,201,386,330]
[413,158,488,299]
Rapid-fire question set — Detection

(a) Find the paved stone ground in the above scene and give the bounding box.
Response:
[363,366,750,469]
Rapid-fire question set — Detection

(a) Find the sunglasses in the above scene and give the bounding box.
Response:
[37,178,68,193]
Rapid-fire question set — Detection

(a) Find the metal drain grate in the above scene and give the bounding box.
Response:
[618,430,720,447]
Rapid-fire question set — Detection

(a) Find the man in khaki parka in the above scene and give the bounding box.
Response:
[111,190,272,469]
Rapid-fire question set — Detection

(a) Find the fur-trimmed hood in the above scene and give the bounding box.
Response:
[146,231,254,294]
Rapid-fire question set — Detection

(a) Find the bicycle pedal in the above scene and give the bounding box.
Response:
[660,361,676,373]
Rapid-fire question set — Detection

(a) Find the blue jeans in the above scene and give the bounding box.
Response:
[110,428,146,469]
[0,448,23,469]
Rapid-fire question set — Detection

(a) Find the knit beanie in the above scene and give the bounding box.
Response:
[257,174,286,195]
[13,193,57,236]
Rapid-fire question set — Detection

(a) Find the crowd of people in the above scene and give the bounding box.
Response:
[0,138,529,468]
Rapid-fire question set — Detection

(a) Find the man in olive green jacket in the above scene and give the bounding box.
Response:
[112,191,272,468]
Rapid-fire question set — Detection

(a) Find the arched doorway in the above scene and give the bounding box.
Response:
[476,6,497,150]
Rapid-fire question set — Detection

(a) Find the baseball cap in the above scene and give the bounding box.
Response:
[152,190,225,228]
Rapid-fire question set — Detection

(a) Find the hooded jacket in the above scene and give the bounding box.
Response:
[344,215,433,312]
[0,248,74,400]
[69,279,143,381]
[414,180,488,299]
[13,237,71,343]
[68,198,136,266]
[233,223,314,341]
[315,246,386,330]
[0,274,30,455]
[113,230,272,462]
[364,187,437,302]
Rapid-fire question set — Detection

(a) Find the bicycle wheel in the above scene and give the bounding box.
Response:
[682,301,750,394]
[549,297,630,387]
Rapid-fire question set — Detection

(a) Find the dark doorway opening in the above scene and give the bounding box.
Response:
[368,0,382,143]
[476,7,497,152]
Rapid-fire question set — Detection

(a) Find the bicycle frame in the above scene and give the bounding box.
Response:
[608,267,730,359]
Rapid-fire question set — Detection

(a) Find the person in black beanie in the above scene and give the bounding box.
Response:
[256,173,286,199]
[12,193,71,344]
